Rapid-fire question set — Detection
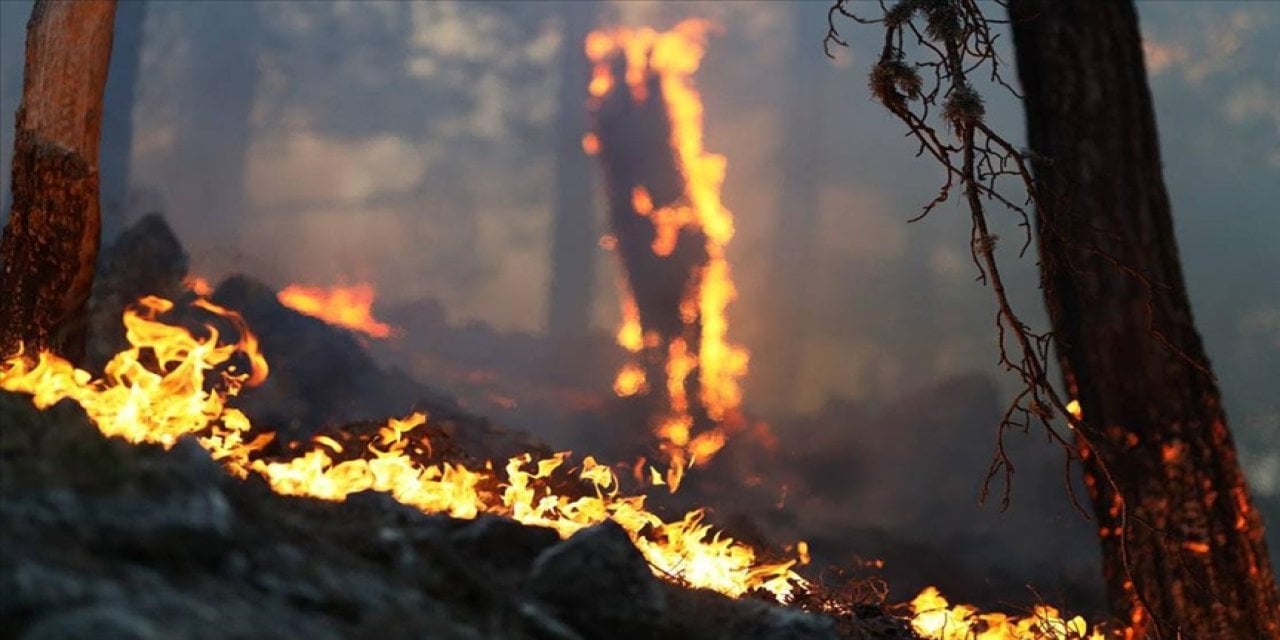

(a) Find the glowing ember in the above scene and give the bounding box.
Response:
[0,296,800,599]
[589,20,749,471]
[1066,399,1083,421]
[277,282,397,339]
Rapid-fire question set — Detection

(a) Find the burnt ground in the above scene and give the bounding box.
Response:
[0,390,916,640]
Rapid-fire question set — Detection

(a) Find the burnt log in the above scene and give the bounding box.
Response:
[0,0,118,363]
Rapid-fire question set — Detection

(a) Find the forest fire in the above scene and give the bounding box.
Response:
[0,295,1114,638]
[0,295,800,600]
[587,20,749,486]
[277,282,397,339]
[3,0,1266,635]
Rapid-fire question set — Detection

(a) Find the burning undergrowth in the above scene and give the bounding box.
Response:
[0,390,849,640]
[0,213,1117,638]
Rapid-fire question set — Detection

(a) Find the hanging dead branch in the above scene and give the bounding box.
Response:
[824,0,1092,510]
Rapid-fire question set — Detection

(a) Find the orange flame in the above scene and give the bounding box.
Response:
[184,275,214,297]
[613,362,647,397]
[1,299,1114,634]
[589,20,749,470]
[616,291,644,353]
[277,282,397,339]
[0,296,802,600]
[909,586,1108,640]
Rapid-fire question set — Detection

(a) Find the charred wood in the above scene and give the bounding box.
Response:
[591,54,712,431]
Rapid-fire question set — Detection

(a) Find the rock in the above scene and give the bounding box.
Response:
[165,436,226,488]
[449,516,559,575]
[663,586,842,640]
[21,604,158,640]
[720,599,841,640]
[526,520,666,640]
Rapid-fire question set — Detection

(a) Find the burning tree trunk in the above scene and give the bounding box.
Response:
[0,0,117,363]
[592,53,710,413]
[587,22,747,486]
[1009,1,1280,636]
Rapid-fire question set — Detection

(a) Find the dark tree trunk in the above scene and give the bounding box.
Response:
[99,0,146,244]
[546,1,597,347]
[1010,1,1280,637]
[167,1,256,257]
[0,0,117,363]
[592,55,710,430]
[761,1,825,412]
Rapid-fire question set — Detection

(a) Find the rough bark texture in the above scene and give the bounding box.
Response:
[1009,1,1280,637]
[546,1,597,346]
[0,0,117,363]
[592,55,710,428]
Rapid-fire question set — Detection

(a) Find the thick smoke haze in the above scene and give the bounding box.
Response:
[2,0,1277,600]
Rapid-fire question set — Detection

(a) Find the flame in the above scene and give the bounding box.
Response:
[581,132,600,156]
[2,302,1117,631]
[909,586,1107,640]
[0,295,265,449]
[589,20,749,469]
[184,275,214,296]
[1066,399,1083,421]
[0,296,802,600]
[616,291,644,353]
[277,282,397,339]
[613,362,647,397]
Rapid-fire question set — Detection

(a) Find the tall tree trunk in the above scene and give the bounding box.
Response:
[761,1,825,413]
[99,0,145,244]
[167,1,256,260]
[592,55,711,431]
[1010,1,1280,637]
[0,0,117,363]
[546,0,597,346]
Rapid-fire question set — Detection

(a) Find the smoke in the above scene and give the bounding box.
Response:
[1,0,1277,602]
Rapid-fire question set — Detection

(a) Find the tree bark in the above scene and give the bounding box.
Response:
[1010,1,1280,637]
[0,0,117,363]
[546,1,598,347]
